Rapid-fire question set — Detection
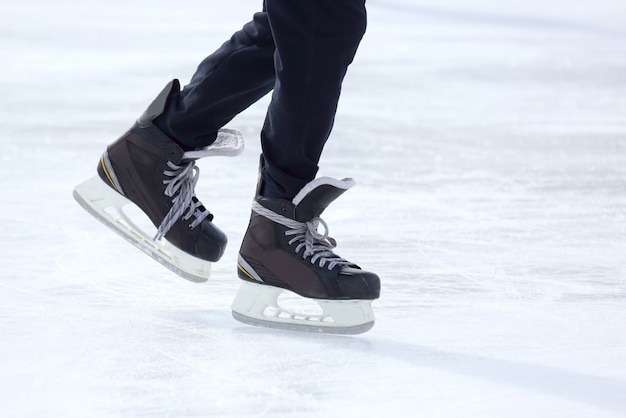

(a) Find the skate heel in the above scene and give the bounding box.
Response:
[231,281,375,335]
[73,175,212,282]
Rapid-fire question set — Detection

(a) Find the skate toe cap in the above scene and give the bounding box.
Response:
[196,223,228,262]
[337,269,380,300]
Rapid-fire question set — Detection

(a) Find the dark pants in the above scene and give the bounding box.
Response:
[155,0,367,200]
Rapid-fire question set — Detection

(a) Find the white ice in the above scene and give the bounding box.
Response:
[1,0,626,416]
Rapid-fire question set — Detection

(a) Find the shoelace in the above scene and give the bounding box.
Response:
[251,201,352,270]
[154,157,210,241]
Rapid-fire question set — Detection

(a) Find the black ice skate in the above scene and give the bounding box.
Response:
[73,80,243,282]
[232,170,381,334]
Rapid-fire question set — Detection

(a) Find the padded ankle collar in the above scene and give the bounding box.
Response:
[137,79,181,128]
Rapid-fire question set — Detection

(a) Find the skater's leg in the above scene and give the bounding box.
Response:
[73,10,277,277]
[233,0,379,334]
[260,0,367,199]
[155,10,276,150]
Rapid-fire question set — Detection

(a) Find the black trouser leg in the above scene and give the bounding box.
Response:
[156,1,366,200]
[260,0,367,199]
[155,10,276,148]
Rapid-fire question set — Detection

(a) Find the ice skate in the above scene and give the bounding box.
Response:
[73,80,243,282]
[232,168,380,334]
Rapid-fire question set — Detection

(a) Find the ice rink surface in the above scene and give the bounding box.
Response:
[1,0,626,416]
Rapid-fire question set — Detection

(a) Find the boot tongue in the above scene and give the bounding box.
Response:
[293,177,356,222]
[182,128,245,161]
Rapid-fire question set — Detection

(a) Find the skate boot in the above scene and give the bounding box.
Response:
[73,80,244,282]
[232,170,381,334]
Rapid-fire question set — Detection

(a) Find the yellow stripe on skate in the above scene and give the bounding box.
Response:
[237,263,256,281]
[100,155,117,190]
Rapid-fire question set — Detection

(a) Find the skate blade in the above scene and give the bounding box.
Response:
[73,175,211,283]
[231,281,375,335]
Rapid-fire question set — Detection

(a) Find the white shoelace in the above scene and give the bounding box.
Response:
[154,158,210,241]
[251,201,352,271]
